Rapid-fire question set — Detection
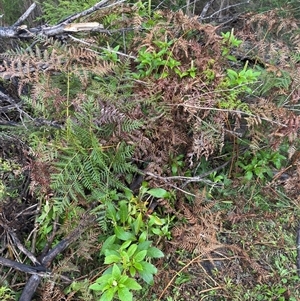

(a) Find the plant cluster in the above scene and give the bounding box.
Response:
[1,1,300,301]
[89,187,170,301]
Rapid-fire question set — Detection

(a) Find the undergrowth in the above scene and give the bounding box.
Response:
[0,1,300,301]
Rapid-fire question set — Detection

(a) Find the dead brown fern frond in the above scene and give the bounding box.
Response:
[1,38,114,105]
[40,281,66,301]
[171,197,222,255]
[246,9,298,39]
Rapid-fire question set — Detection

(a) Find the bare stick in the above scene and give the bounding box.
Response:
[199,0,215,21]
[19,214,96,301]
[0,215,40,265]
[68,35,137,59]
[19,275,42,301]
[200,1,250,20]
[0,0,125,38]
[145,161,229,185]
[0,91,24,113]
[58,0,126,25]
[0,256,49,275]
[13,3,37,27]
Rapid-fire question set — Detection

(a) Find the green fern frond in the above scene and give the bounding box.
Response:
[50,117,137,217]
[121,118,143,132]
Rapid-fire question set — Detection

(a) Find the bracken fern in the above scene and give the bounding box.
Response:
[49,103,139,217]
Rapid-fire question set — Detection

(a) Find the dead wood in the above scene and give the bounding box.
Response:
[0,0,125,39]
[0,213,96,301]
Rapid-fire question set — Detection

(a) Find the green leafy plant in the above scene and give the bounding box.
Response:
[102,45,121,63]
[0,157,23,200]
[32,96,142,249]
[216,61,260,112]
[0,286,16,301]
[217,29,261,111]
[89,187,171,301]
[90,263,142,301]
[226,61,261,93]
[237,148,286,181]
[133,39,196,79]
[221,29,243,62]
[169,154,185,176]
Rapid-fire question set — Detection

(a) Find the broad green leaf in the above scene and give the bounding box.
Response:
[124,277,142,290]
[127,244,138,257]
[89,283,102,291]
[133,213,144,235]
[106,202,117,222]
[139,231,147,243]
[104,249,119,257]
[139,269,154,285]
[147,247,164,258]
[227,69,238,80]
[120,240,132,251]
[140,261,157,274]
[226,55,237,62]
[171,164,178,175]
[104,254,121,264]
[129,266,136,277]
[147,188,169,198]
[112,264,121,279]
[149,214,164,226]
[245,171,253,181]
[189,71,196,78]
[96,274,113,284]
[120,250,129,263]
[91,277,110,292]
[118,275,129,284]
[118,287,132,301]
[134,262,143,271]
[100,288,115,301]
[137,240,152,251]
[119,200,128,224]
[101,235,116,255]
[114,226,135,241]
[151,228,162,235]
[134,250,147,262]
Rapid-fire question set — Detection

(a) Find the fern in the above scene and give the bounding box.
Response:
[49,97,139,217]
[51,129,136,214]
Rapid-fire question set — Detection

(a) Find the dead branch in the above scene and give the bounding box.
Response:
[18,213,96,301]
[199,0,250,21]
[199,0,215,21]
[145,161,229,188]
[57,0,125,25]
[0,211,96,301]
[0,91,24,113]
[0,0,125,39]
[0,214,41,266]
[13,3,37,27]
[0,256,49,275]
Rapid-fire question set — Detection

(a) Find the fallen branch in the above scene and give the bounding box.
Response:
[13,3,37,27]
[0,91,24,113]
[0,256,49,276]
[18,213,95,301]
[145,161,230,188]
[199,1,250,21]
[0,0,125,39]
[0,213,97,301]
